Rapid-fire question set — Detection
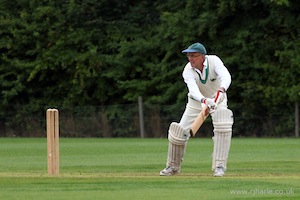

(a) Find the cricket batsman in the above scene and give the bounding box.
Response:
[160,42,234,177]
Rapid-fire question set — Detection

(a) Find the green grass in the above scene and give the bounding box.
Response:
[0,138,299,199]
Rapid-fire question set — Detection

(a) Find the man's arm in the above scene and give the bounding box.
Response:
[182,64,204,102]
[214,57,231,91]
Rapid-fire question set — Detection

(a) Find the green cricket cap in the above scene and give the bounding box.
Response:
[182,42,207,54]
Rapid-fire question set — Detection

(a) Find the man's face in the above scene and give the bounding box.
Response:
[186,52,205,69]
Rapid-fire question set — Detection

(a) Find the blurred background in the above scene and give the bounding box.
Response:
[0,0,299,137]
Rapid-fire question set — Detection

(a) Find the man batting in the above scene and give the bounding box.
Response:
[160,42,234,177]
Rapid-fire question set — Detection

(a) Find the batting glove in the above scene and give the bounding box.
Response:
[213,88,225,104]
[201,98,217,113]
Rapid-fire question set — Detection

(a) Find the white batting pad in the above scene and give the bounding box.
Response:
[212,109,234,133]
[212,132,232,171]
[166,122,189,170]
[211,109,234,171]
[168,122,189,145]
[166,141,185,171]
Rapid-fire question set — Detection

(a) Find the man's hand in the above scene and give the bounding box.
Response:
[213,88,225,104]
[201,98,217,113]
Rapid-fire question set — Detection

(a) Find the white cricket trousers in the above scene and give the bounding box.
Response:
[179,97,228,131]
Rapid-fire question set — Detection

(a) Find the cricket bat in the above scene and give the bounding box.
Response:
[190,106,209,137]
[189,90,222,137]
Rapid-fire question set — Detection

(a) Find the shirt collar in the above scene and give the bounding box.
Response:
[203,56,208,67]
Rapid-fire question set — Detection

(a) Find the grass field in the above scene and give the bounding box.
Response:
[0,138,299,200]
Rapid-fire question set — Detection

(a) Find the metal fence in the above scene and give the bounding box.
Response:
[0,103,297,138]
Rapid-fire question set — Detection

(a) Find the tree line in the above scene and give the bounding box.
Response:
[0,0,299,137]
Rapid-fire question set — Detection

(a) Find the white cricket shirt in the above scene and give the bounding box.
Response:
[182,55,231,102]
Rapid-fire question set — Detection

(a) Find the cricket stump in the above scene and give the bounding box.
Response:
[46,108,59,176]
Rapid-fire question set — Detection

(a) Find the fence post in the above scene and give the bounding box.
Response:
[138,96,145,138]
[296,102,299,137]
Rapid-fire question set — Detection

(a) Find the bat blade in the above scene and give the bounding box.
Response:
[190,106,209,137]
